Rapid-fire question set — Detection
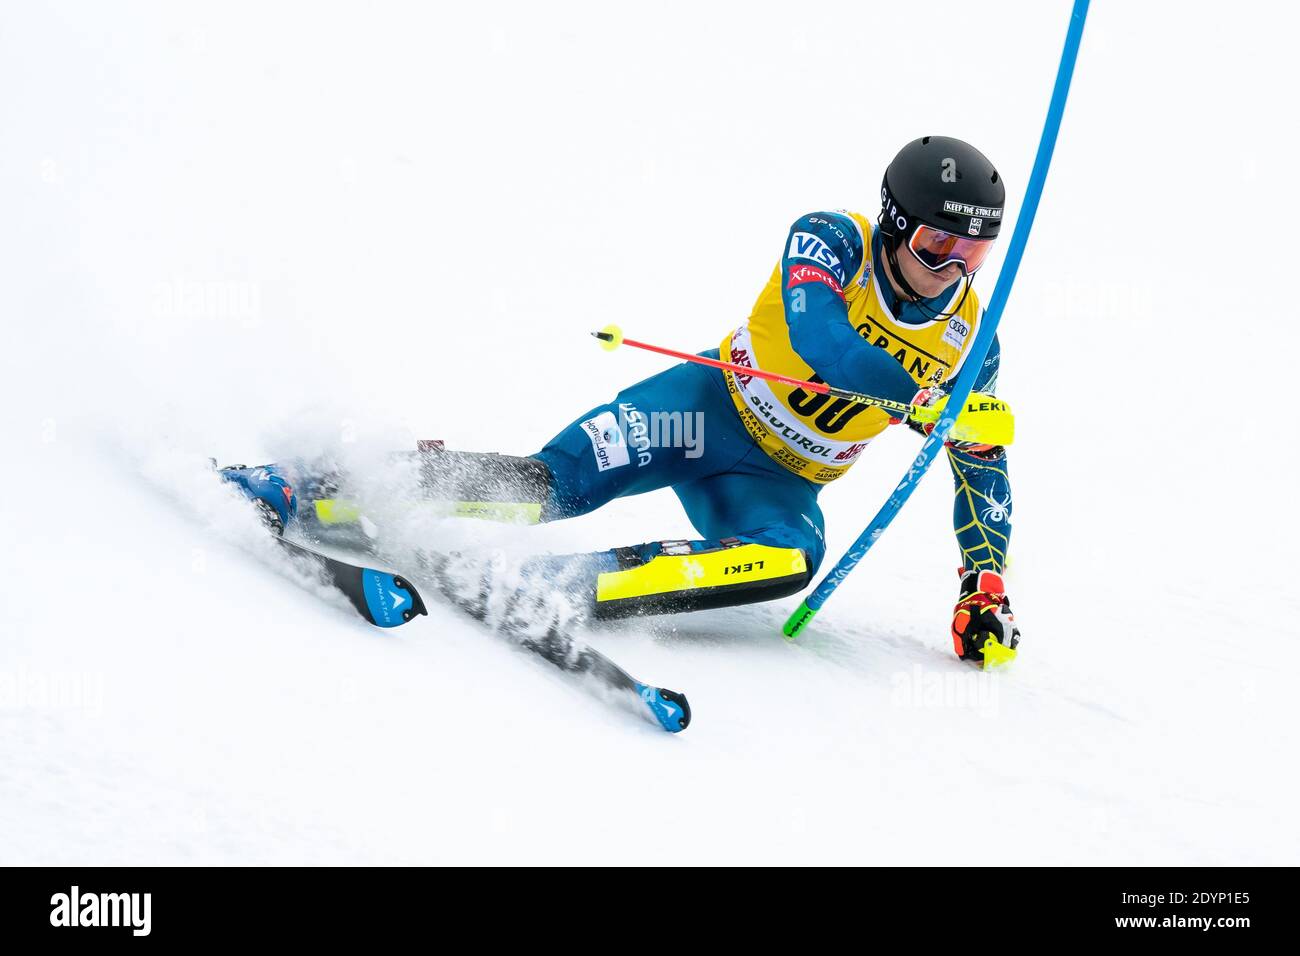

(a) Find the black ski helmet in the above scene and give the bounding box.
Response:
[879,135,1005,244]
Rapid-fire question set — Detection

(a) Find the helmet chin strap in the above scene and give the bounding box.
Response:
[880,223,972,322]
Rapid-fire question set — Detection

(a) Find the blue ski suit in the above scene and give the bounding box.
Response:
[531,211,1013,583]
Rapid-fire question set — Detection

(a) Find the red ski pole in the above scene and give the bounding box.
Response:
[591,324,924,421]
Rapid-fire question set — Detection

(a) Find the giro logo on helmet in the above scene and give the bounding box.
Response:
[880,185,908,233]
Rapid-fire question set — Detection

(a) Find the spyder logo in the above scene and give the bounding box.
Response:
[979,490,1012,525]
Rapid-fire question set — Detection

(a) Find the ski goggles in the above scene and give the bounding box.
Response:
[907,223,995,276]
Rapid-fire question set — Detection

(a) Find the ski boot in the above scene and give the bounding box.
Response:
[218,463,299,535]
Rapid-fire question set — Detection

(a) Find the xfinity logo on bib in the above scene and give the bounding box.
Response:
[787,232,844,282]
[50,886,151,936]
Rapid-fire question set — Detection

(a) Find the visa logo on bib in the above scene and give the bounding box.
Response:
[787,232,844,282]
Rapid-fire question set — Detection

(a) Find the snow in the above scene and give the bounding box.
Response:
[2,0,1296,864]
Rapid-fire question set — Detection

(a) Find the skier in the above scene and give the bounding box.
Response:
[222,135,1020,665]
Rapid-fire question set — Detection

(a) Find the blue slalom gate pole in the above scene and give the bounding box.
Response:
[782,0,1090,640]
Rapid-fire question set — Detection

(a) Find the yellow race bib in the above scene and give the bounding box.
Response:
[721,212,985,484]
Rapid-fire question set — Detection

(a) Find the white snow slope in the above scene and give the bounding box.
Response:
[2,1,1296,865]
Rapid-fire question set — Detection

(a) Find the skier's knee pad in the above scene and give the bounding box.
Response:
[592,538,811,619]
